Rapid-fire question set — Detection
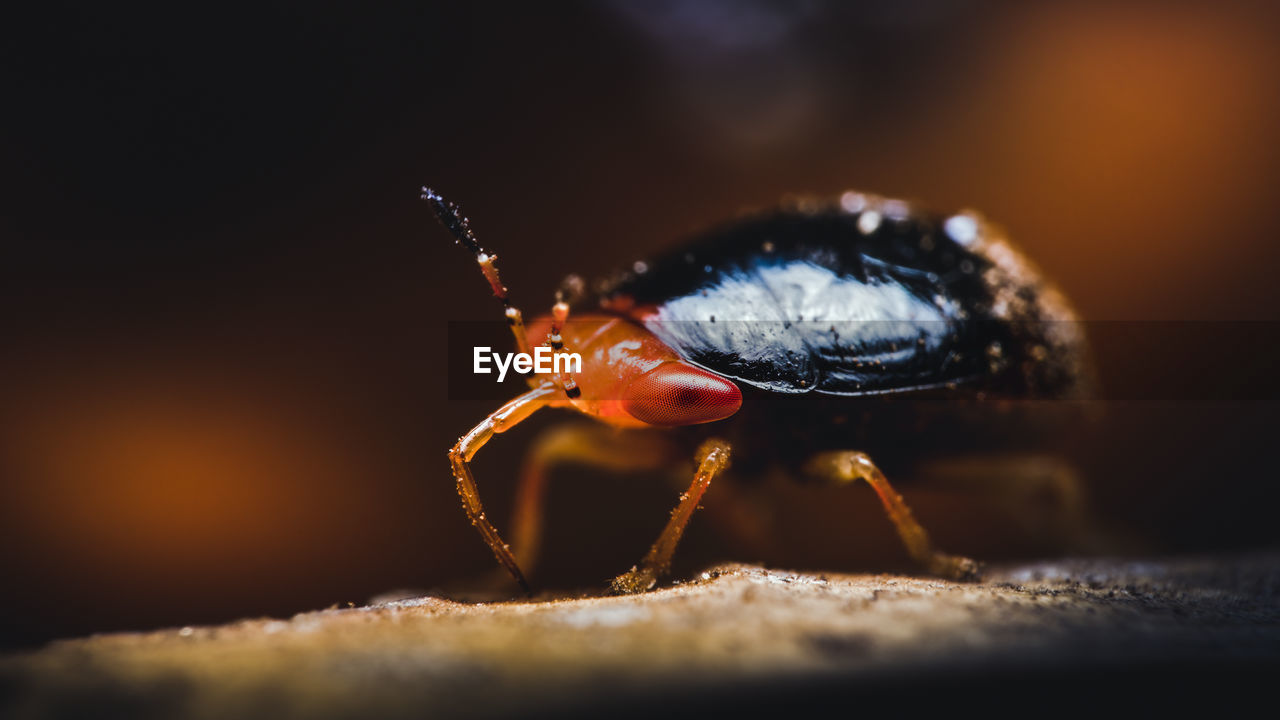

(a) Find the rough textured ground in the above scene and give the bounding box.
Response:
[3,554,1279,719]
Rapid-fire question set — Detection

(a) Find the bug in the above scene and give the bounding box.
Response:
[425,187,1090,595]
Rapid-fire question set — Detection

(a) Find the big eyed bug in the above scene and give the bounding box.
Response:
[424,188,1090,595]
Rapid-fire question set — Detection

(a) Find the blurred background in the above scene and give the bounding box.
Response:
[2,1,1279,649]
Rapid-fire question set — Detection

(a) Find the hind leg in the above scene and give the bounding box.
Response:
[805,450,980,580]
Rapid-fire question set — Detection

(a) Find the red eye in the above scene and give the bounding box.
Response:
[623,363,742,426]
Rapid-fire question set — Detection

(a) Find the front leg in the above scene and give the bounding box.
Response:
[611,439,732,594]
[449,384,559,595]
[805,450,980,580]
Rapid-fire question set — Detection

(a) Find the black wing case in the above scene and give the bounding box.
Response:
[601,204,1031,396]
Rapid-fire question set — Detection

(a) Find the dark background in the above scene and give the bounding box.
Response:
[3,1,1279,649]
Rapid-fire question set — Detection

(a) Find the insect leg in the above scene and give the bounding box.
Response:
[610,439,732,594]
[423,187,532,356]
[510,424,679,575]
[805,450,980,580]
[450,383,560,594]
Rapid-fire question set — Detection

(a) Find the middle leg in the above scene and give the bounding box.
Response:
[611,439,732,594]
[805,450,979,580]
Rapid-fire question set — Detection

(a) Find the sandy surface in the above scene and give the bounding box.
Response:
[3,554,1278,718]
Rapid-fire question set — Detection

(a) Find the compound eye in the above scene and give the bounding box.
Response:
[623,362,742,426]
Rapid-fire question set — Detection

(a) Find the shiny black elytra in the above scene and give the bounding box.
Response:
[598,195,1087,398]
[428,188,1090,595]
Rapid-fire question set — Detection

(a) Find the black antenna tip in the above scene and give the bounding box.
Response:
[421,186,452,220]
[421,185,483,254]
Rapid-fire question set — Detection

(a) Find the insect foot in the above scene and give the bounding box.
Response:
[610,565,659,596]
[929,554,983,582]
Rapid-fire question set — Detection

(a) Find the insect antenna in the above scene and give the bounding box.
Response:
[546,295,581,400]
[422,187,531,356]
